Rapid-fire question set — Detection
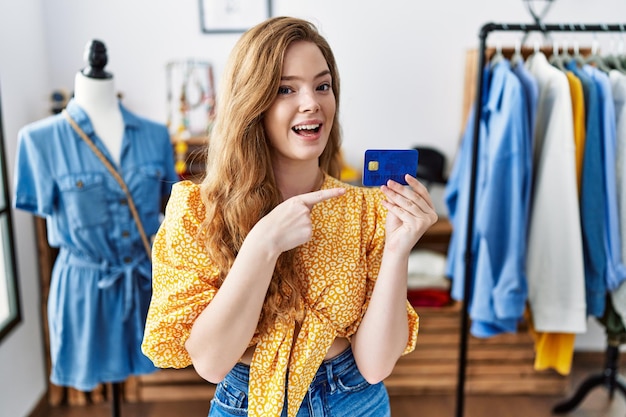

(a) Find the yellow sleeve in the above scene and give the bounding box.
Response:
[402,306,420,355]
[141,181,220,369]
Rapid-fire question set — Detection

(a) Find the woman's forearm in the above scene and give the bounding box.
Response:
[351,248,410,383]
[185,232,280,383]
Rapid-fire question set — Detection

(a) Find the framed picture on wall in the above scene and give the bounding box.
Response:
[199,0,272,34]
[0,83,21,345]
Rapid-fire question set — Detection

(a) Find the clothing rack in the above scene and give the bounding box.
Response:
[458,21,626,417]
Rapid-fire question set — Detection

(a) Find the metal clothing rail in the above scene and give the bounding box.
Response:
[457,21,626,417]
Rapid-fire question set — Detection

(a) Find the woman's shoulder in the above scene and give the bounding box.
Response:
[166,180,206,222]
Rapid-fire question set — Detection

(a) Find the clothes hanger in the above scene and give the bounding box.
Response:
[585,30,613,73]
[560,31,574,65]
[617,25,626,68]
[522,28,545,65]
[604,34,626,73]
[569,39,587,68]
[619,24,626,69]
[490,39,505,67]
[561,24,587,68]
[549,40,567,71]
[527,37,542,63]
[510,38,524,66]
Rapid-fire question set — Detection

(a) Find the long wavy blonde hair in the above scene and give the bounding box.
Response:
[198,17,342,335]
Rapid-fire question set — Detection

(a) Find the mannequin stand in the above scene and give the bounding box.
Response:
[552,343,626,414]
[111,382,122,417]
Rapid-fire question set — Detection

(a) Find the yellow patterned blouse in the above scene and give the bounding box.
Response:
[142,174,419,417]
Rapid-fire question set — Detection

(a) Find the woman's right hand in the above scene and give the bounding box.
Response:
[252,187,346,254]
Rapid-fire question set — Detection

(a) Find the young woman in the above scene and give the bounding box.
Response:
[142,16,438,417]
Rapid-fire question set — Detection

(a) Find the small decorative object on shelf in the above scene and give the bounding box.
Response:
[166,59,216,176]
[50,89,71,114]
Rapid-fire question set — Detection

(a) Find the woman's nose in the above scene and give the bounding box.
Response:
[299,90,320,113]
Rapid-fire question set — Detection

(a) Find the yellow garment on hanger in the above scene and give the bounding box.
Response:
[565,71,586,195]
[525,307,575,375]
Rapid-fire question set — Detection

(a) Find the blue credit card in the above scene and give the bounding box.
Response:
[362,149,419,186]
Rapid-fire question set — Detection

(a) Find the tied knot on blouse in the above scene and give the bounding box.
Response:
[141,176,419,417]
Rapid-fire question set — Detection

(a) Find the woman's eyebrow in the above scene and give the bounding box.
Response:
[281,69,331,81]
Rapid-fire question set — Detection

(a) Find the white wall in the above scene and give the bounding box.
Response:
[39,0,626,170]
[0,0,52,415]
[1,0,624,415]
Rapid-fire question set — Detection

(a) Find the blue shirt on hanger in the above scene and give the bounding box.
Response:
[567,61,607,318]
[511,59,539,151]
[445,60,530,337]
[511,58,538,235]
[584,65,626,292]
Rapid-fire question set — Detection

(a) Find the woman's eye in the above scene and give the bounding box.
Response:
[278,86,293,95]
[317,83,331,92]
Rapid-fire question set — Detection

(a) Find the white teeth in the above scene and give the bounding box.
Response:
[294,124,320,130]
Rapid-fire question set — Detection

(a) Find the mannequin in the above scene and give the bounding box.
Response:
[73,45,124,414]
[73,40,124,165]
[13,39,178,417]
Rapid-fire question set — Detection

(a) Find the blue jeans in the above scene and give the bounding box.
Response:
[208,347,391,417]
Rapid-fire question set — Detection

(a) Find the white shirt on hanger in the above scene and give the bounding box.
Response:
[609,69,626,328]
[525,52,587,334]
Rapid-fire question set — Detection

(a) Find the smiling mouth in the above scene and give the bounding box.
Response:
[292,123,321,136]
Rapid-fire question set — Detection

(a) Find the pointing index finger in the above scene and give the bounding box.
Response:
[300,187,346,209]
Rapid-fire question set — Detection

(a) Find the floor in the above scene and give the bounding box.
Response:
[41,362,626,417]
[40,393,626,417]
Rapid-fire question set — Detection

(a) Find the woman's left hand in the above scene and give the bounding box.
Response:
[380,174,438,253]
